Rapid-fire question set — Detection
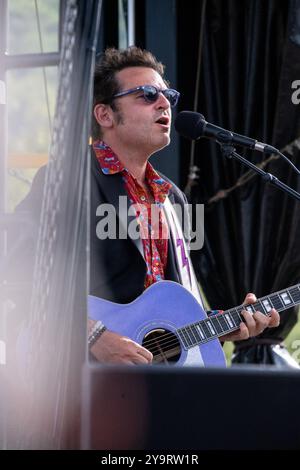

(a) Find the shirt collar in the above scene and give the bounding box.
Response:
[93,140,124,175]
[93,139,172,195]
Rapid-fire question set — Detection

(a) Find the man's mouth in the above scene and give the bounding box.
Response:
[155,116,170,127]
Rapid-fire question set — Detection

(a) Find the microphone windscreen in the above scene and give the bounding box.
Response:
[174,111,206,140]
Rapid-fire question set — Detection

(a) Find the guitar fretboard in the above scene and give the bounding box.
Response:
[177,284,300,349]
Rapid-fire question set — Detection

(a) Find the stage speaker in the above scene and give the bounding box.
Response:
[81,364,300,450]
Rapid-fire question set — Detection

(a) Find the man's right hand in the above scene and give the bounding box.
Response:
[90,330,153,365]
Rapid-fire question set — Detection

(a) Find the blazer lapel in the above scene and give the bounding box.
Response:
[92,157,144,258]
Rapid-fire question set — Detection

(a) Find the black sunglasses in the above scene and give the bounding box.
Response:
[112,85,180,107]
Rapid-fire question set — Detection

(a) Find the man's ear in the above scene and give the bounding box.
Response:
[94,103,114,129]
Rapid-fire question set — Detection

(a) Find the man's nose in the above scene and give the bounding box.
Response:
[156,91,170,110]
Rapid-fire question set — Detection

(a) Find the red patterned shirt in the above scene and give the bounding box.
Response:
[93,140,172,288]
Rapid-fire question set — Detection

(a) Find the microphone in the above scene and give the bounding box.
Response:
[174,111,278,155]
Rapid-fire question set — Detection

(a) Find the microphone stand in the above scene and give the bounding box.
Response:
[219,143,300,202]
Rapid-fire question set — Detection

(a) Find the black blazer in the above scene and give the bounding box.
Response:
[90,152,190,303]
[14,152,190,305]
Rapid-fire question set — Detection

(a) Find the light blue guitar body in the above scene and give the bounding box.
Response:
[88,280,226,367]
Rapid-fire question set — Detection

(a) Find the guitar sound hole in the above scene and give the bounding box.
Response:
[142,329,181,364]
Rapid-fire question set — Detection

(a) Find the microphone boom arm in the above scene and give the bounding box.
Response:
[220,144,300,202]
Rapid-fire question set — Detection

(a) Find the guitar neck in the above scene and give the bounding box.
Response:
[177,284,300,349]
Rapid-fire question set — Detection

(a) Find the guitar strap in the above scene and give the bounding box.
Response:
[164,197,205,309]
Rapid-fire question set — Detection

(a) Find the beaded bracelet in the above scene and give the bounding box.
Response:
[88,321,107,348]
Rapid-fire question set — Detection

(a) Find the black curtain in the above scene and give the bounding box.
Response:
[178,0,300,344]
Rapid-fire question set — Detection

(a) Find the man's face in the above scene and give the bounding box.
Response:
[110,67,172,157]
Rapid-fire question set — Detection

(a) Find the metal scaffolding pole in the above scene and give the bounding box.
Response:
[0,0,8,451]
[0,0,8,215]
[127,0,135,46]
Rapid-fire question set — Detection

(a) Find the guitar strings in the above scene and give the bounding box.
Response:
[141,313,243,353]
[141,287,300,358]
[142,309,249,352]
[142,301,281,354]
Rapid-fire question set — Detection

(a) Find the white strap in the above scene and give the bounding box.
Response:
[164,197,204,308]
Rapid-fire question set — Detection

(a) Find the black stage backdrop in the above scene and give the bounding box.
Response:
[178,0,300,348]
